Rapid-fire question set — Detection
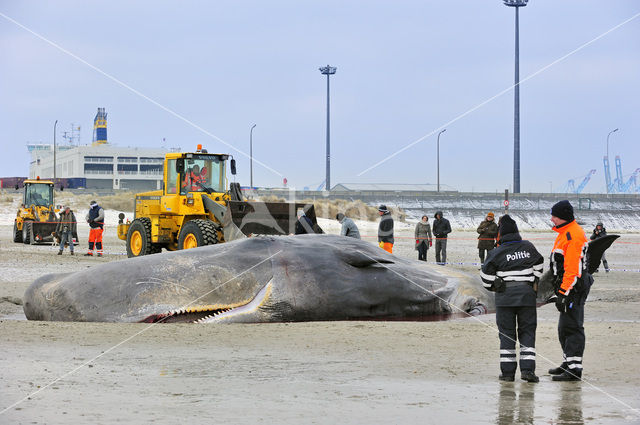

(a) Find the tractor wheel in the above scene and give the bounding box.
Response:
[22,222,32,245]
[178,219,219,250]
[13,221,23,243]
[126,218,154,258]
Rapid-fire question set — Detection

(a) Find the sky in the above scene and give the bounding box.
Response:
[1,1,639,193]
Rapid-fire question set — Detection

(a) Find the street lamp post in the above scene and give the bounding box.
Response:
[504,0,528,194]
[437,129,446,192]
[319,65,337,191]
[53,120,58,180]
[250,124,256,188]
[606,128,618,160]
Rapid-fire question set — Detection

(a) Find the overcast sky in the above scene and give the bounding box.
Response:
[1,1,638,193]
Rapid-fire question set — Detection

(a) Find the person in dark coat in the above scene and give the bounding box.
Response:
[477,212,498,266]
[432,211,451,265]
[590,222,609,272]
[414,215,433,261]
[55,206,77,255]
[294,209,315,235]
[481,215,544,382]
[377,205,394,254]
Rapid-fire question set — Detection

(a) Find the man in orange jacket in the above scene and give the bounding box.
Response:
[548,200,592,381]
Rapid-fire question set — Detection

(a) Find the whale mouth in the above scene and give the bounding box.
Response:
[139,305,238,323]
[139,280,273,324]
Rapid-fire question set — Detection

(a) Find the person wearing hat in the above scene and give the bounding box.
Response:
[477,212,498,267]
[432,211,451,265]
[85,200,105,256]
[481,215,544,382]
[377,205,394,254]
[55,206,77,255]
[336,213,361,239]
[548,200,591,382]
[590,222,610,272]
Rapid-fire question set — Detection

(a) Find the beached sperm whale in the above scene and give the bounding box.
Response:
[24,235,491,323]
[22,234,617,323]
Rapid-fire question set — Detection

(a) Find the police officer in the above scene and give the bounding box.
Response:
[481,215,544,382]
[548,200,592,382]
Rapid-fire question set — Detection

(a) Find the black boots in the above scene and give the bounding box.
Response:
[548,364,568,375]
[520,371,539,383]
[499,374,515,382]
[552,371,581,381]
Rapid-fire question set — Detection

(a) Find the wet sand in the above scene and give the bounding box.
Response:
[1,223,639,424]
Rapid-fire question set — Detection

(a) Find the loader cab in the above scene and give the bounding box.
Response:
[24,181,54,207]
[172,153,228,196]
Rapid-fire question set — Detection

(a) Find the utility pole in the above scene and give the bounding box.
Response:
[53,120,58,180]
[437,129,446,192]
[504,0,528,193]
[319,65,337,191]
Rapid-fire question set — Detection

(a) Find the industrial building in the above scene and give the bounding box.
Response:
[27,108,170,190]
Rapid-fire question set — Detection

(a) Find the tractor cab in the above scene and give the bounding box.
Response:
[23,180,54,208]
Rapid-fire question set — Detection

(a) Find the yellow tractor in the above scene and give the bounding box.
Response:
[13,178,67,244]
[117,146,320,257]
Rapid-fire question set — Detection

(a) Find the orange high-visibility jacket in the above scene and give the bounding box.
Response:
[551,220,588,296]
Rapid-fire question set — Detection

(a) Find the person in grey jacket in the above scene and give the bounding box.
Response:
[414,215,433,261]
[56,206,77,255]
[432,211,452,265]
[336,213,361,239]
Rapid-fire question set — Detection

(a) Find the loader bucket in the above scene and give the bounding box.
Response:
[226,201,322,237]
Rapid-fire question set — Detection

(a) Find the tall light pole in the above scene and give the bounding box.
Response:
[319,65,337,191]
[504,0,528,194]
[53,120,58,180]
[250,124,256,188]
[437,129,446,192]
[606,128,618,160]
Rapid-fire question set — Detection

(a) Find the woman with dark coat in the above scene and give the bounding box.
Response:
[477,212,498,266]
[414,215,433,261]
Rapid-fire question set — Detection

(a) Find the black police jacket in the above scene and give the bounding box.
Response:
[480,233,544,307]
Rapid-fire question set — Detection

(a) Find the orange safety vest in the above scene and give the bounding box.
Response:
[182,171,203,191]
[551,220,588,296]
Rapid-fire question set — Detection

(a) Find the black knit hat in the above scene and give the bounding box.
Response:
[498,215,519,236]
[378,205,389,213]
[551,200,574,222]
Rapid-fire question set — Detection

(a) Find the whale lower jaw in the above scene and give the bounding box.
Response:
[138,279,273,324]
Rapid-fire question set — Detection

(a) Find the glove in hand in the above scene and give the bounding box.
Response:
[555,293,568,313]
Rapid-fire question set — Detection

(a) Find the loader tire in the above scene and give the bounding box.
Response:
[178,219,219,250]
[22,222,32,245]
[126,218,154,258]
[13,221,23,243]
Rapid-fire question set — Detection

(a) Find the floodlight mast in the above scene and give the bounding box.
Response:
[319,65,337,191]
[504,0,528,193]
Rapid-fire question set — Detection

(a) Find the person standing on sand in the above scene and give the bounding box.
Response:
[414,215,433,261]
[85,200,105,257]
[377,205,394,254]
[481,215,544,383]
[548,200,592,382]
[477,212,498,266]
[56,206,77,255]
[432,211,451,265]
[590,222,610,273]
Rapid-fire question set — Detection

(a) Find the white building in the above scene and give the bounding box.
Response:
[29,144,170,190]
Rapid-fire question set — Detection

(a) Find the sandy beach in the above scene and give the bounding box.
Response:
[1,220,639,424]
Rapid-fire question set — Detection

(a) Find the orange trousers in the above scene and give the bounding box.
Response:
[88,228,103,254]
[380,242,393,254]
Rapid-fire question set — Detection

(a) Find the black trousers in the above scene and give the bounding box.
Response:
[558,301,585,375]
[479,247,494,264]
[497,306,537,375]
[435,239,447,264]
[417,243,428,261]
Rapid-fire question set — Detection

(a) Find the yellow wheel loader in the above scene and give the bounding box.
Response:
[13,178,69,245]
[117,146,321,258]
